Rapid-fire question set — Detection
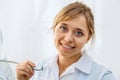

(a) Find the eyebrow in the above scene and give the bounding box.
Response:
[61,22,86,32]
[61,23,67,26]
[76,28,85,32]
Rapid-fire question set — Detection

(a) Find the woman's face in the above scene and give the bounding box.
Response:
[54,15,90,57]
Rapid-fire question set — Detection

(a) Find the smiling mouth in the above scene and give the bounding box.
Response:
[60,43,75,50]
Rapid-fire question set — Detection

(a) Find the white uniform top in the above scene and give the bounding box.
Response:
[31,51,116,80]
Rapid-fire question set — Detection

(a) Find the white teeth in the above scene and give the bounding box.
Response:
[62,45,73,49]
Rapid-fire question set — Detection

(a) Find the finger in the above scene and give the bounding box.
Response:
[25,61,36,74]
[16,62,34,77]
[18,70,30,77]
[16,66,31,78]
[26,64,34,75]
[27,60,36,67]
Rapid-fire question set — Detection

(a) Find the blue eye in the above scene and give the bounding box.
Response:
[75,31,83,36]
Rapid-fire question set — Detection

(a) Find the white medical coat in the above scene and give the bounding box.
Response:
[31,51,116,80]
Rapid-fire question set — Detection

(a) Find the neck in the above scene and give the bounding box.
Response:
[57,53,81,76]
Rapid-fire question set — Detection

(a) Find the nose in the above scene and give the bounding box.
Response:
[64,33,74,43]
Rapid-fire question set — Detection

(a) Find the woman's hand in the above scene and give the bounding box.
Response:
[16,61,36,80]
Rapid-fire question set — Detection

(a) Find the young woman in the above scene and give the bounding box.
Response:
[16,2,116,80]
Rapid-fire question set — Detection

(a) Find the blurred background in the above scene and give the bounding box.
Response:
[0,0,120,80]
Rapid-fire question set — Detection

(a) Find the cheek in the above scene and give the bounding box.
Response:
[54,32,61,44]
[54,35,63,44]
[54,36,58,50]
[54,36,58,44]
[76,38,88,48]
[54,34,63,50]
[54,30,64,41]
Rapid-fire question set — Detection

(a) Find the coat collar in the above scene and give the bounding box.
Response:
[47,50,93,74]
[73,50,93,74]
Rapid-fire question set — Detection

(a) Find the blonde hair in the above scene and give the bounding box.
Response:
[52,2,95,39]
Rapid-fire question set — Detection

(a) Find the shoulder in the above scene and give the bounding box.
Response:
[90,61,116,80]
[91,61,109,74]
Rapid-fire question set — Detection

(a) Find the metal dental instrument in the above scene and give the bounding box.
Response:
[0,60,43,71]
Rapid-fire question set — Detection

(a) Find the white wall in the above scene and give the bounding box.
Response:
[94,0,120,79]
[0,0,120,79]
